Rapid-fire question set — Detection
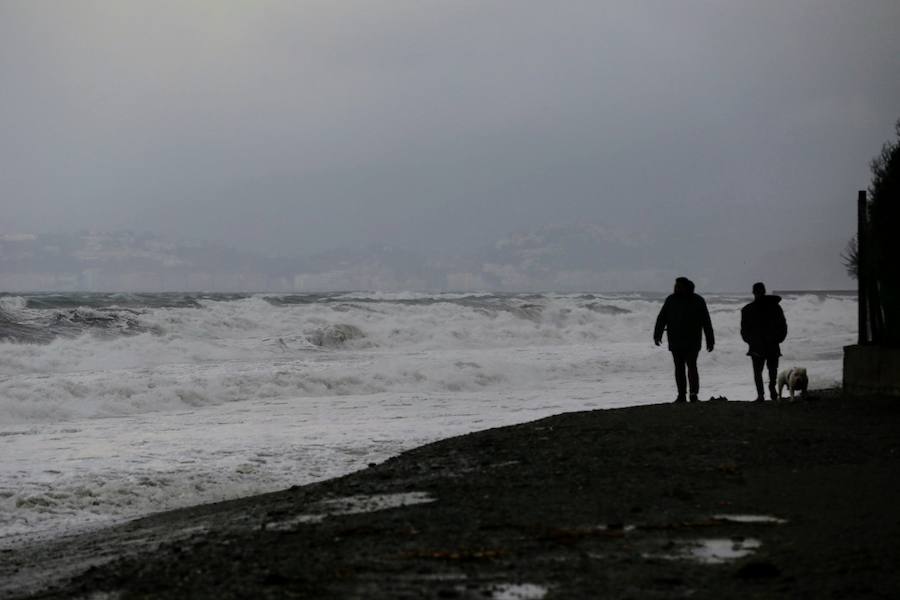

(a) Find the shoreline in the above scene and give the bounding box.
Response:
[3,390,899,599]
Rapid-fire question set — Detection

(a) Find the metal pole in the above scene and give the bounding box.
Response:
[858,190,868,344]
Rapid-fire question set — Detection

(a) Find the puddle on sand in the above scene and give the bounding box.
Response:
[687,538,761,563]
[316,491,435,515]
[487,583,548,600]
[72,592,121,600]
[266,492,435,531]
[266,514,326,530]
[713,514,787,524]
[648,538,761,564]
[395,573,468,582]
[601,523,636,532]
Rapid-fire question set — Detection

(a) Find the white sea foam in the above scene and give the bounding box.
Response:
[0,292,855,545]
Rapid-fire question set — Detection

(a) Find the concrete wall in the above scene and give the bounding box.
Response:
[843,345,900,397]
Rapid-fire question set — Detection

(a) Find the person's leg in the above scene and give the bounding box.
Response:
[685,350,699,401]
[751,356,765,401]
[767,356,779,400]
[671,351,687,401]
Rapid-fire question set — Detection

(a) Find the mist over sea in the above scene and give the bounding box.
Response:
[0,291,855,547]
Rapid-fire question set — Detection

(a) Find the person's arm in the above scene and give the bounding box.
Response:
[740,307,751,344]
[775,305,787,343]
[701,298,714,351]
[653,299,668,346]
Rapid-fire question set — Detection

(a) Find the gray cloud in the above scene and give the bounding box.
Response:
[2,1,899,289]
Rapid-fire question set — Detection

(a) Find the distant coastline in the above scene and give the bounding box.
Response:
[0,226,853,293]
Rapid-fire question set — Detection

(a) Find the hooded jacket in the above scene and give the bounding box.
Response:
[654,285,715,353]
[740,295,787,357]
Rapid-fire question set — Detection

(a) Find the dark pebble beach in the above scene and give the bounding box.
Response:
[3,390,899,599]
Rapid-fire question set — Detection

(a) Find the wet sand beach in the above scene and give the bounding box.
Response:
[3,390,899,599]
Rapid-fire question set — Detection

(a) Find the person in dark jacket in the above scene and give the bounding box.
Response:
[654,277,715,403]
[740,282,787,401]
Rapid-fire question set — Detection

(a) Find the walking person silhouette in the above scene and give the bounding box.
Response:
[654,277,715,403]
[740,282,787,401]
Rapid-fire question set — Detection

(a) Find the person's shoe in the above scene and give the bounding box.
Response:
[754,396,765,402]
[674,395,687,403]
[689,394,699,403]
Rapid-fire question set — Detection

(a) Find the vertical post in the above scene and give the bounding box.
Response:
[858,190,868,345]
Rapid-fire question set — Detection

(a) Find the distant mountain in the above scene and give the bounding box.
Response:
[0,226,674,292]
[0,225,849,292]
[437,223,675,291]
[0,232,439,292]
[0,231,288,292]
[293,244,437,291]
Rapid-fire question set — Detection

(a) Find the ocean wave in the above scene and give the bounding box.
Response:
[0,303,160,344]
[0,291,857,357]
[306,324,367,348]
[0,349,543,423]
[8,292,208,310]
[0,291,857,424]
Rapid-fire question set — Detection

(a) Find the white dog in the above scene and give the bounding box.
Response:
[777,367,808,400]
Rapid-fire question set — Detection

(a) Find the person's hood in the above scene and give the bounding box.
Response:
[759,294,782,304]
[674,279,696,295]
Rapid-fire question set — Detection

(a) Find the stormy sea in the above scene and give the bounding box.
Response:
[0,291,855,548]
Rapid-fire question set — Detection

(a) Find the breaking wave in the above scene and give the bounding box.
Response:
[0,291,856,424]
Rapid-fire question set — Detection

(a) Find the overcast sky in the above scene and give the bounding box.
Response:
[2,1,899,288]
